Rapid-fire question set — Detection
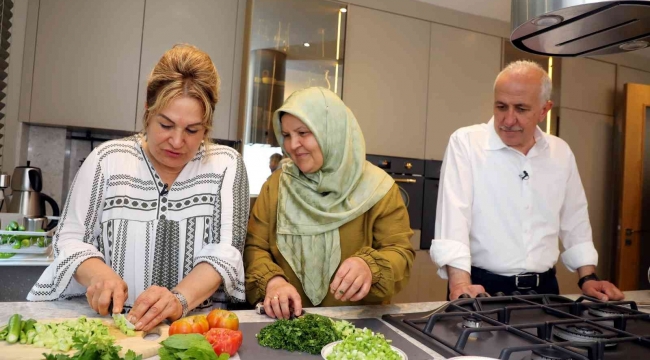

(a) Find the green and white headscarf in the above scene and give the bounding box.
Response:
[272,87,394,305]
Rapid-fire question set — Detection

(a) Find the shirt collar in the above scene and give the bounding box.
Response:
[484,117,549,153]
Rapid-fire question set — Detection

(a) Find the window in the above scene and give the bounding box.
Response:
[242,0,347,195]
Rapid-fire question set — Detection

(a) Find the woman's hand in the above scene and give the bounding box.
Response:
[86,271,128,316]
[127,286,182,332]
[264,276,302,319]
[330,257,372,302]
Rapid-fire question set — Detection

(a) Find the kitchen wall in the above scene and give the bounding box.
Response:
[4,0,650,301]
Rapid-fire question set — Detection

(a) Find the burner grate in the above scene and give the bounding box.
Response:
[382,294,650,360]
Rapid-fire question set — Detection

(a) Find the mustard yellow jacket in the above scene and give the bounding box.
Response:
[244,170,415,307]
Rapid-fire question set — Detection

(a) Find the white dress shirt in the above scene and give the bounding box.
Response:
[430,118,598,279]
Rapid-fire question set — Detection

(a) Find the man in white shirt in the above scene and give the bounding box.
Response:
[430,60,624,301]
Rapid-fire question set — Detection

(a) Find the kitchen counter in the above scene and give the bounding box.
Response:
[2,291,649,359]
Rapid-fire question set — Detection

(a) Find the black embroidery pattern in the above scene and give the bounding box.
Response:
[107,220,114,267]
[83,165,104,244]
[144,223,151,286]
[107,174,156,191]
[191,145,237,162]
[231,155,249,252]
[104,195,158,211]
[151,220,180,290]
[29,250,102,297]
[96,234,104,258]
[112,220,128,278]
[168,193,217,212]
[195,255,245,302]
[183,218,196,277]
[211,175,223,245]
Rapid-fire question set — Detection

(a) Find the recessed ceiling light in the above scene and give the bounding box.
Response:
[340,7,347,13]
[303,42,310,47]
[531,15,563,27]
[619,40,649,51]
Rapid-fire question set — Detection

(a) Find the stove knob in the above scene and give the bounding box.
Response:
[459,293,471,299]
[494,292,506,297]
[476,293,489,298]
[511,291,522,296]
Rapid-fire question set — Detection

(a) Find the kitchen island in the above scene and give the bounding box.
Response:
[1,290,649,359]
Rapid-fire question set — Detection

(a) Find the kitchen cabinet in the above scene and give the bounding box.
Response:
[559,107,614,284]
[561,58,616,116]
[392,250,448,303]
[27,0,144,131]
[136,0,241,139]
[425,23,501,160]
[342,6,430,159]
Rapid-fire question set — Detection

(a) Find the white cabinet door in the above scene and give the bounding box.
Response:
[29,0,144,131]
[425,23,501,160]
[137,0,240,139]
[342,6,430,159]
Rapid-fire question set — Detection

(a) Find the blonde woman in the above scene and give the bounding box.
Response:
[29,45,249,331]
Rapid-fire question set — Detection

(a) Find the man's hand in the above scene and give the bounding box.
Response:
[447,265,487,300]
[577,265,624,301]
[581,280,624,301]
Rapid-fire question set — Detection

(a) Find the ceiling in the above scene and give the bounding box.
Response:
[415,0,650,58]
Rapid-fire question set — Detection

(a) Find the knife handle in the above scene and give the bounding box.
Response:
[107,300,128,315]
[255,302,305,319]
[255,302,266,315]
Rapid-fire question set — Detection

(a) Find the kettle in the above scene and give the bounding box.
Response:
[6,162,60,231]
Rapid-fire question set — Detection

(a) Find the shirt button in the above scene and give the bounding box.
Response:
[162,197,168,203]
[160,214,166,220]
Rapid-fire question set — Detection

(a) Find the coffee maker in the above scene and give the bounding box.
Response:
[6,162,60,230]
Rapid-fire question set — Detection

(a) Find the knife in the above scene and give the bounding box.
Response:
[255,302,345,321]
[255,302,305,319]
[108,300,136,330]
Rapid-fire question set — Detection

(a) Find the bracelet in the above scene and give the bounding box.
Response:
[171,289,189,319]
[578,273,600,289]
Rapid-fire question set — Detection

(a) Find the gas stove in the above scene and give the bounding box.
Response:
[383,295,650,360]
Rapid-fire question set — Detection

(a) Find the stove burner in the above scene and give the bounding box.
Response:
[462,315,482,328]
[588,307,622,318]
[553,324,617,347]
[531,348,573,360]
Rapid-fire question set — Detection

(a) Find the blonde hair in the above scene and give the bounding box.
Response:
[495,60,552,105]
[143,44,220,143]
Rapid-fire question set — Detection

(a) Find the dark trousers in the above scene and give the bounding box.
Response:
[447,266,560,300]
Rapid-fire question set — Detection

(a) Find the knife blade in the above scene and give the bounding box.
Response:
[108,300,136,330]
[112,313,136,330]
[255,302,344,321]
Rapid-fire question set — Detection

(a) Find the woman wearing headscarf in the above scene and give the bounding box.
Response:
[244,87,415,319]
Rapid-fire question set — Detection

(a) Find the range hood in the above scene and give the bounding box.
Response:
[511,0,650,57]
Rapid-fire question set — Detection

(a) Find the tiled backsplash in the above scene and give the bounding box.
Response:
[25,125,127,214]
[26,126,67,210]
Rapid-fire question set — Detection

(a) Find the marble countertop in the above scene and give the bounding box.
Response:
[2,290,649,359]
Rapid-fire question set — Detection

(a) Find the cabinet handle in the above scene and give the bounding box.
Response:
[405,162,413,170]
[394,179,416,184]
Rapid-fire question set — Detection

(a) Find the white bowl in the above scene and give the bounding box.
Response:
[321,340,408,360]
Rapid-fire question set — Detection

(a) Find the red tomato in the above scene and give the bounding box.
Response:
[204,328,243,356]
[169,315,210,335]
[207,309,239,330]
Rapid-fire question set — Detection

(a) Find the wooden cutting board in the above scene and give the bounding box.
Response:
[0,318,169,359]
